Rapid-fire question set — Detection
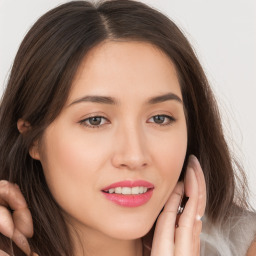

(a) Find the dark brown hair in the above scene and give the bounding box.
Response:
[0,0,249,255]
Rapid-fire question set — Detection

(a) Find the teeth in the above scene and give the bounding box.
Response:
[115,187,122,194]
[108,188,115,194]
[132,187,139,194]
[106,186,148,195]
[122,187,131,195]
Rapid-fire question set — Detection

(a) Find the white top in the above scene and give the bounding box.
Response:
[201,211,256,256]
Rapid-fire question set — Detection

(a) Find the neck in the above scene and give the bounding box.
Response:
[67,219,143,256]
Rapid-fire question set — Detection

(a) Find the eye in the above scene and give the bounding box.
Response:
[148,114,175,126]
[79,116,109,128]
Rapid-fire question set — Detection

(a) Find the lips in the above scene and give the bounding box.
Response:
[101,180,154,207]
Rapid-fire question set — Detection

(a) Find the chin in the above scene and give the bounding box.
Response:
[103,218,155,240]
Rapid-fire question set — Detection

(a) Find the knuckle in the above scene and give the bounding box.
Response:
[0,182,11,197]
[0,180,9,186]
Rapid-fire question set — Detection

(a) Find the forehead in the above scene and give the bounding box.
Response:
[68,40,182,103]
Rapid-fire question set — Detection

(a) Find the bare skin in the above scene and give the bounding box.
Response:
[0,156,205,256]
[0,40,205,256]
[0,41,254,256]
[247,240,256,256]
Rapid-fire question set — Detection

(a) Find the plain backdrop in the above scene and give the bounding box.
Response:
[0,0,255,208]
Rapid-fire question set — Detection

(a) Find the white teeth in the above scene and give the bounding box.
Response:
[107,186,148,195]
[132,187,139,194]
[115,187,122,194]
[122,187,132,195]
[108,188,115,194]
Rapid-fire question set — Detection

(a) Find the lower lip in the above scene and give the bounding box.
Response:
[102,189,153,207]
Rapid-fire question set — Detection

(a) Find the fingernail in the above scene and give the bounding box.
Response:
[189,154,199,165]
[188,155,202,173]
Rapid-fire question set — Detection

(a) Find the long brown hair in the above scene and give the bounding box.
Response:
[0,0,249,255]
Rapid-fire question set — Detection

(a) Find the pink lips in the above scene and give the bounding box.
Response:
[101,180,154,207]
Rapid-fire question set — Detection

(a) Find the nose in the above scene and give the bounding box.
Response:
[111,123,150,171]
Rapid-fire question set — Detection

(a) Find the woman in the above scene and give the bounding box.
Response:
[0,0,255,255]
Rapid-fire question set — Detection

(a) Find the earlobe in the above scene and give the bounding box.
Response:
[29,141,41,160]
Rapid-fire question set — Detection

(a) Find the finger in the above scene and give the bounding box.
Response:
[0,250,10,256]
[188,155,206,218]
[188,156,206,256]
[151,182,184,256]
[13,209,33,238]
[12,229,31,256]
[0,206,14,238]
[0,181,27,209]
[193,220,202,256]
[0,181,33,255]
[175,166,198,255]
[0,181,33,238]
[0,209,31,256]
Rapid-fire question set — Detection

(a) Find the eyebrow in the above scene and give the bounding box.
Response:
[147,93,182,104]
[68,92,182,107]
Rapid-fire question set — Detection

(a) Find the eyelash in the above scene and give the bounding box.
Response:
[79,114,176,128]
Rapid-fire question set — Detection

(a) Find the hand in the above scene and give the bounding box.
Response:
[0,180,34,255]
[151,155,206,256]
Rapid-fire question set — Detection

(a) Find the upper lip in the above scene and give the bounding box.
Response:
[102,180,154,191]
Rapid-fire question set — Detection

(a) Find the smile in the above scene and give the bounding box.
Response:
[104,186,148,195]
[101,180,154,207]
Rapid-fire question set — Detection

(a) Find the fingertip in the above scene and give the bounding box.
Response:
[176,181,184,193]
[12,229,31,256]
[188,155,206,218]
[188,155,201,171]
[188,154,197,163]
[184,166,198,197]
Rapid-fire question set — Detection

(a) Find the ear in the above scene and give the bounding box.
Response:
[17,119,31,134]
[29,140,41,160]
[17,119,41,160]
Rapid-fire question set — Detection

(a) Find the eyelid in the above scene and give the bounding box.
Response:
[79,114,110,128]
[78,112,176,128]
[147,114,176,126]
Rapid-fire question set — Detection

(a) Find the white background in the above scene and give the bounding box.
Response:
[0,0,255,208]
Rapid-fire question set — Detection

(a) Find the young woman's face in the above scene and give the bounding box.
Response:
[34,41,187,240]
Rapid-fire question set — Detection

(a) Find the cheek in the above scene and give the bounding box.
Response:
[163,134,187,175]
[41,123,107,177]
[156,125,187,171]
[38,124,105,212]
[152,124,187,197]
